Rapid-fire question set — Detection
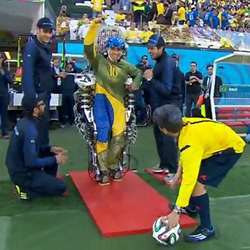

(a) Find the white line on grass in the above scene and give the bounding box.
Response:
[0,216,11,250]
[210,194,250,201]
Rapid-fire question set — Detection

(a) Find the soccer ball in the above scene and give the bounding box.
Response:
[152,217,181,246]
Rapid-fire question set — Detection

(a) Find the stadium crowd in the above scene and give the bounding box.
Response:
[56,0,250,43]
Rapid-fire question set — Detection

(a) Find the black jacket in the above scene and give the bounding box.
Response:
[203,75,222,97]
[22,35,54,97]
[143,52,182,110]
[6,117,56,185]
[0,69,12,96]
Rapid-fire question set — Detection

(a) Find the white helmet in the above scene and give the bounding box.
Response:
[152,217,181,246]
[75,73,96,88]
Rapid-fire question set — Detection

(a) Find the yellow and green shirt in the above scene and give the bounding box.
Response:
[84,22,142,104]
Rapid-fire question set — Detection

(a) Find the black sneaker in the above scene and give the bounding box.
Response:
[15,185,30,200]
[185,226,215,242]
[98,172,110,186]
[111,169,123,182]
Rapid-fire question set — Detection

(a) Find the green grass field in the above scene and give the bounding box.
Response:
[1,126,250,250]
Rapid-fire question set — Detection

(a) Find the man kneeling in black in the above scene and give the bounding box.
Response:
[6,95,68,200]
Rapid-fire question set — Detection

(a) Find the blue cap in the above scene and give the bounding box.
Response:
[147,34,165,48]
[37,17,54,30]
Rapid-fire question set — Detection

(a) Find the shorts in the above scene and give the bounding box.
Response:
[198,149,242,187]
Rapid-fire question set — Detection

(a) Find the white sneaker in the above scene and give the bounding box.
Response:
[152,164,169,173]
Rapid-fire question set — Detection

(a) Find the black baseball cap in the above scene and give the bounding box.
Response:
[37,17,54,30]
[148,34,166,48]
[22,94,46,112]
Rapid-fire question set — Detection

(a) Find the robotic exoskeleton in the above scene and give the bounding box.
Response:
[74,73,137,182]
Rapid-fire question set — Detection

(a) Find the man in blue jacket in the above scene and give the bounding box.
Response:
[0,52,12,139]
[143,34,182,174]
[6,95,68,200]
[22,17,54,146]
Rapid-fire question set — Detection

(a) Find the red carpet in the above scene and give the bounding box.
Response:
[144,168,169,183]
[70,170,197,237]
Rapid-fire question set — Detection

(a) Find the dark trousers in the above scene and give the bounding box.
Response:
[185,93,200,117]
[134,10,144,27]
[11,156,66,199]
[153,125,178,173]
[0,95,9,136]
[61,94,75,125]
[27,164,66,199]
[134,90,147,124]
[38,94,50,147]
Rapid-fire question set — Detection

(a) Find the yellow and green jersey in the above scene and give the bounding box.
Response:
[84,22,142,104]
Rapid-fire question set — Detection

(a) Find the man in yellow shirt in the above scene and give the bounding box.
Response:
[177,1,186,25]
[91,0,104,17]
[124,23,140,41]
[140,25,153,43]
[156,0,165,16]
[153,104,246,242]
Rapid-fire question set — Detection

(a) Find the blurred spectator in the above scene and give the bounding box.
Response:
[132,0,146,27]
[177,1,186,25]
[78,14,90,27]
[187,5,198,27]
[140,24,154,43]
[164,2,174,25]
[60,62,78,127]
[0,53,12,139]
[118,0,132,13]
[184,61,203,117]
[56,5,70,40]
[77,14,90,39]
[136,55,152,72]
[199,64,223,118]
[135,55,152,125]
[148,0,157,21]
[156,0,165,17]
[125,22,140,41]
[144,0,153,22]
[203,5,213,27]
[210,9,220,29]
[203,64,222,99]
[91,0,104,18]
[137,55,152,113]
[221,6,230,30]
[52,57,62,93]
[171,53,185,112]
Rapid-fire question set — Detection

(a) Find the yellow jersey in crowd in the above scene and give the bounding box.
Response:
[157,2,165,16]
[91,0,104,12]
[178,6,186,22]
[140,30,154,42]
